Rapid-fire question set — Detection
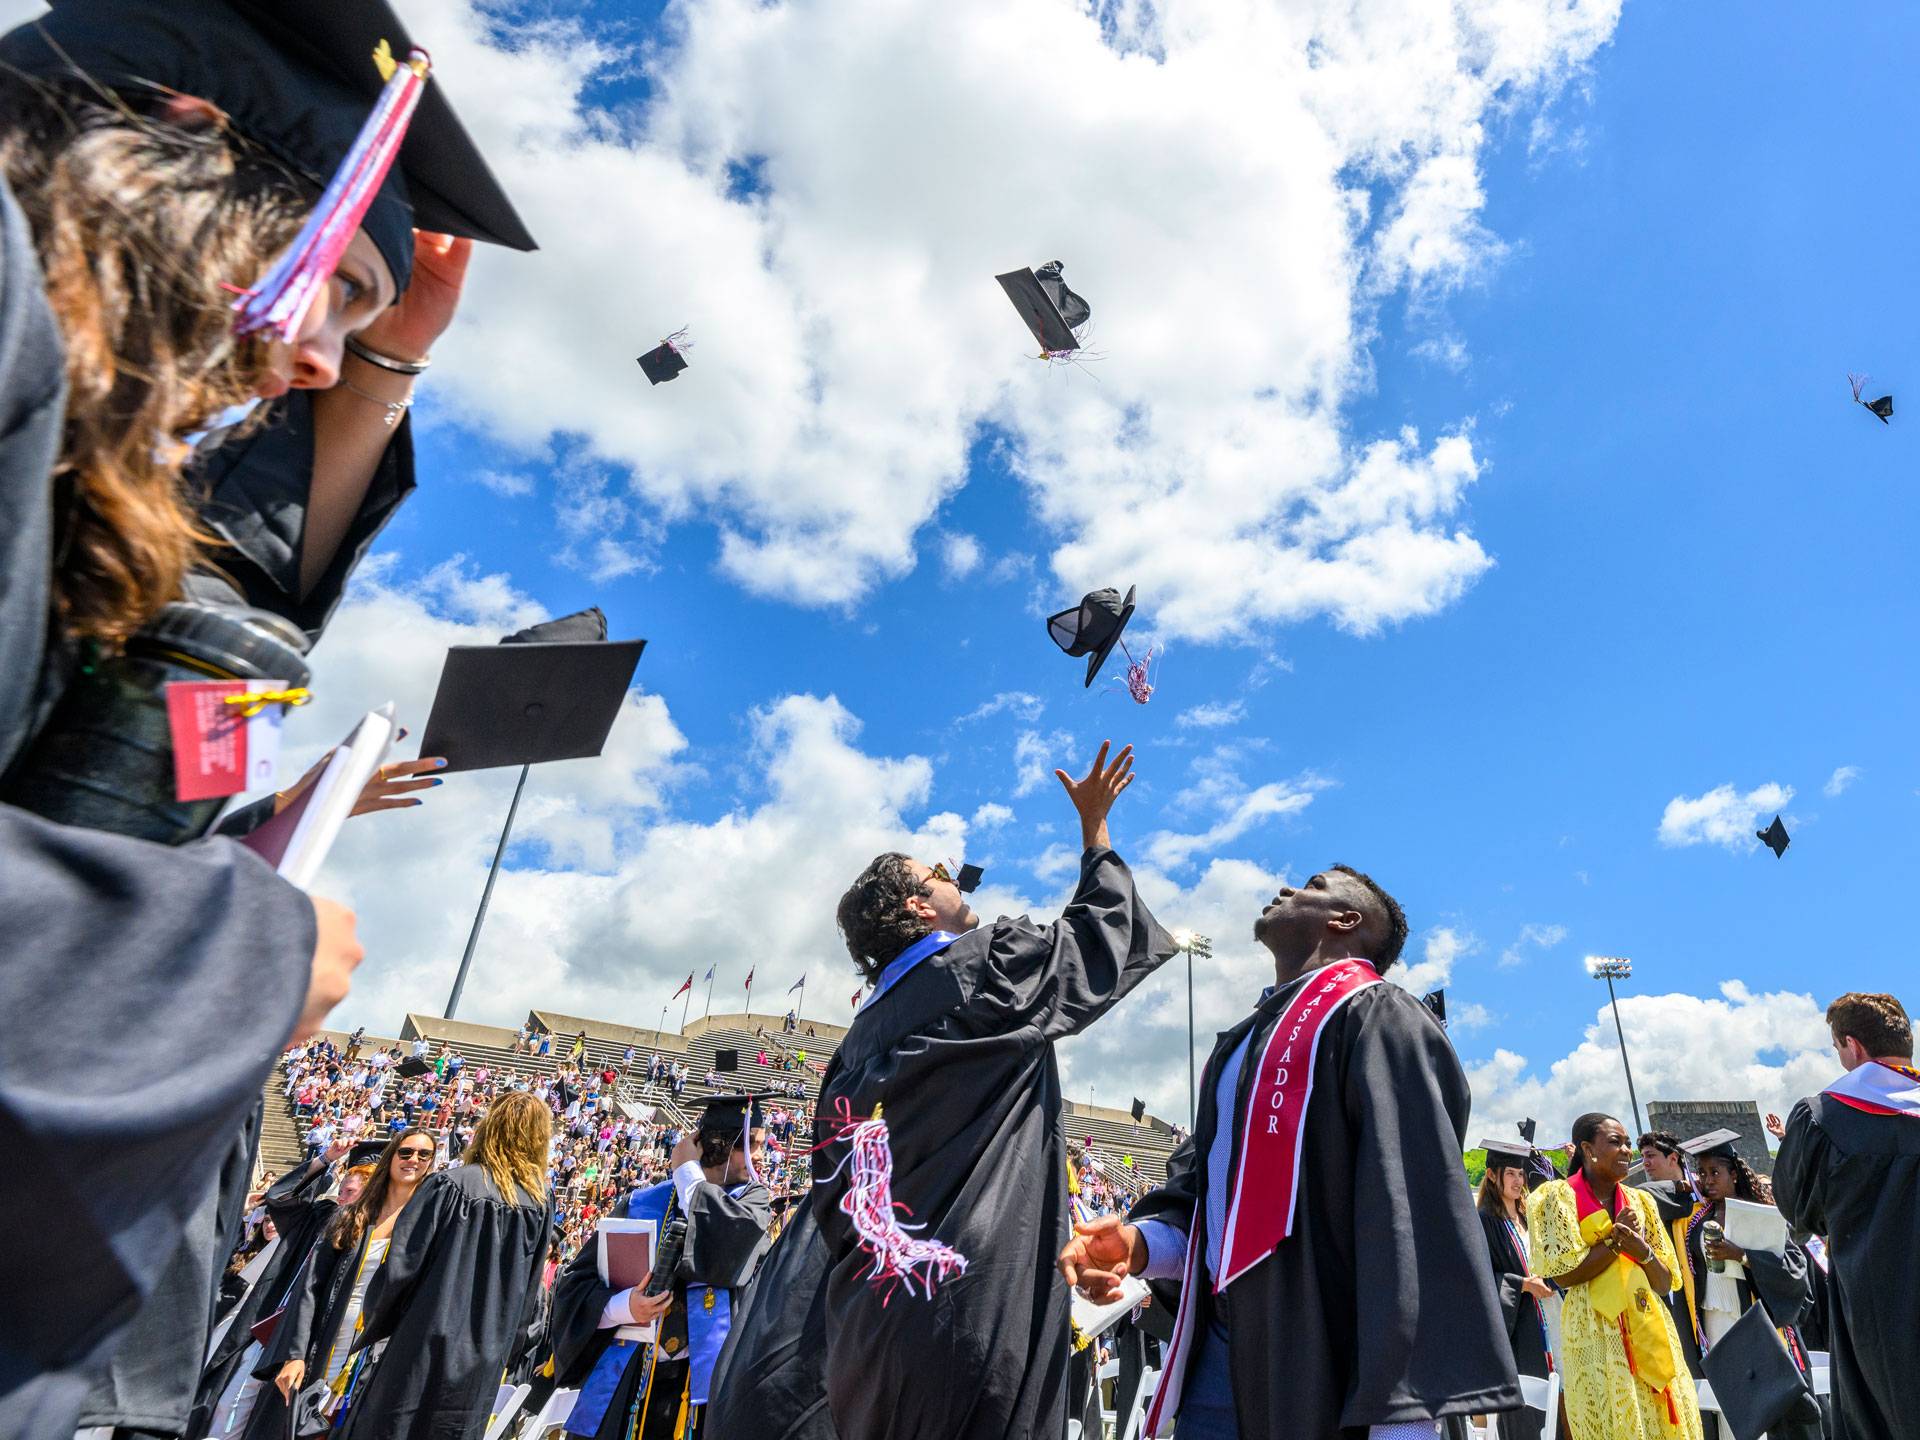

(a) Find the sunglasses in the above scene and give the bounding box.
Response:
[394,1147,434,1160]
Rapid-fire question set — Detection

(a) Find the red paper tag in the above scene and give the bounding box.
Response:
[165,680,253,801]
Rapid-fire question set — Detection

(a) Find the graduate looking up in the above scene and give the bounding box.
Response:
[1059,865,1523,1440]
[707,740,1176,1440]
[1773,991,1920,1440]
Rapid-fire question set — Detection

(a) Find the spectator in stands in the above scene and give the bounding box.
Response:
[338,1091,551,1440]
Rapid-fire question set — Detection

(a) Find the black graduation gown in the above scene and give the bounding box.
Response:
[1128,975,1522,1440]
[1475,1210,1548,1440]
[707,845,1174,1440]
[550,1177,774,1440]
[1773,1093,1920,1440]
[0,169,317,1440]
[191,1157,342,1437]
[193,391,415,643]
[1674,1204,1817,1440]
[337,1166,550,1440]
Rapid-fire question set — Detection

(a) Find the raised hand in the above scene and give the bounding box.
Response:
[1054,741,1136,851]
[355,231,473,363]
[1765,1112,1785,1140]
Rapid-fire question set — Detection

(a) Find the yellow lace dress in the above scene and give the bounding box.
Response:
[1529,1180,1702,1440]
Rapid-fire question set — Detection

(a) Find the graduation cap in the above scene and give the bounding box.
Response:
[714,1049,739,1073]
[955,863,984,894]
[345,1138,390,1168]
[1478,1138,1532,1171]
[417,607,645,773]
[1046,585,1136,688]
[1129,1097,1146,1123]
[1849,372,1893,424]
[1421,989,1447,1027]
[996,261,1091,354]
[1517,1117,1538,1146]
[695,1093,766,1138]
[0,0,537,301]
[1679,1128,1743,1163]
[1702,1303,1823,1438]
[395,1056,431,1079]
[1757,815,1790,859]
[638,328,692,385]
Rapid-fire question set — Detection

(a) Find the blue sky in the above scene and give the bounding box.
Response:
[284,0,1917,1135]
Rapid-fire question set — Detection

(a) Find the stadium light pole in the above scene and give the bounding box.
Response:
[1174,931,1212,1129]
[1588,956,1646,1136]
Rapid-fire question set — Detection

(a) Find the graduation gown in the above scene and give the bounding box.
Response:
[551,1175,773,1439]
[1128,975,1521,1440]
[1476,1210,1550,1440]
[707,844,1174,1440]
[0,170,317,1439]
[336,1166,550,1440]
[1773,1092,1920,1440]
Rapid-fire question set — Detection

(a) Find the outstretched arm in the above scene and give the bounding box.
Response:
[1053,740,1135,853]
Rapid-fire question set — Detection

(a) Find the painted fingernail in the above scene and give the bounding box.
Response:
[430,777,444,786]
[433,757,449,768]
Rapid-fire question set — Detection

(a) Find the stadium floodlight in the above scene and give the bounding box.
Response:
[1175,932,1212,1128]
[1586,956,1645,1135]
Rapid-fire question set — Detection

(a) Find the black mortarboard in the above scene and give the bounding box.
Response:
[1421,989,1447,1027]
[1701,1303,1822,1439]
[996,261,1091,353]
[1046,585,1137,688]
[1479,1138,1531,1170]
[1849,372,1893,424]
[714,1049,739,1073]
[1679,1127,1742,1162]
[695,1093,765,1136]
[345,1139,389,1168]
[955,863,984,894]
[638,336,690,385]
[1130,1097,1146,1123]
[0,0,537,294]
[1517,1117,1538,1145]
[417,607,645,773]
[1757,815,1790,858]
[396,1057,431,1079]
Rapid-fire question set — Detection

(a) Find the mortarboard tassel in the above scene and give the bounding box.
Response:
[816,1099,968,1302]
[232,43,431,341]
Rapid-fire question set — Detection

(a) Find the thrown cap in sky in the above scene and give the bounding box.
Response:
[1757,815,1790,858]
[417,608,644,773]
[1046,585,1136,688]
[1678,1128,1742,1161]
[1130,1097,1146,1123]
[1478,1139,1532,1168]
[638,328,691,385]
[1421,989,1447,1027]
[696,1093,765,1136]
[1848,373,1893,424]
[1517,1118,1538,1145]
[0,0,537,294]
[955,863,984,894]
[997,261,1090,353]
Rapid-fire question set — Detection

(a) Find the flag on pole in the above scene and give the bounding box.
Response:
[703,965,716,982]
[743,967,755,989]
[852,990,862,1009]
[671,973,693,999]
[788,974,806,994]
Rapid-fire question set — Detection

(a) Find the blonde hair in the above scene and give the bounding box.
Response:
[465,1091,550,1206]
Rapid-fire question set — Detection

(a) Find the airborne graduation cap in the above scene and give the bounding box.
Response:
[1047,585,1136,687]
[639,329,692,385]
[997,261,1091,354]
[1757,815,1790,858]
[422,607,646,1018]
[955,864,984,893]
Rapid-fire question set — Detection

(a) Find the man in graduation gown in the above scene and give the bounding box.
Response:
[708,741,1175,1440]
[1060,865,1521,1440]
[1773,991,1920,1440]
[552,1096,774,1439]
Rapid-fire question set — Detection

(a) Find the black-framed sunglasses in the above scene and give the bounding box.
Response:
[394,1146,434,1160]
[922,862,954,887]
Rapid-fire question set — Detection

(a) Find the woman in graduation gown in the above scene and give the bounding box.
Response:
[240,1131,433,1440]
[1475,1143,1556,1440]
[1668,1134,1818,1440]
[551,1096,775,1440]
[1529,1114,1701,1440]
[336,1093,551,1440]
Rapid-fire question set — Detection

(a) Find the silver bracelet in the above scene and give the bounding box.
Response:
[345,335,430,374]
[339,377,415,428]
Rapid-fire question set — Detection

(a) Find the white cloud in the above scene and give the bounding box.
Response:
[1658,782,1793,852]
[1465,981,1838,1144]
[1451,1001,1494,1032]
[1498,920,1568,969]
[1176,700,1246,730]
[470,468,535,498]
[1824,766,1861,798]
[970,801,1014,830]
[940,534,983,579]
[958,691,1045,725]
[394,0,1619,636]
[1144,779,1325,870]
[1012,729,1074,797]
[1391,925,1476,997]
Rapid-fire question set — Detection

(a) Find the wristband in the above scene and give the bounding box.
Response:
[345,335,430,374]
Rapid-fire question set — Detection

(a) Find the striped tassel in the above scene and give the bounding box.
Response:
[816,1100,967,1302]
[233,42,430,341]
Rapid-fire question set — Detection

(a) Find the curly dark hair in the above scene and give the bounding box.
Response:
[836,852,933,983]
[1330,863,1408,972]
[1702,1151,1772,1204]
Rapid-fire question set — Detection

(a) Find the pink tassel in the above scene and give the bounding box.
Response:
[817,1100,968,1302]
[233,44,430,341]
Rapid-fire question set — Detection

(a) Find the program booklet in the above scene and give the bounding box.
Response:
[597,1216,659,1342]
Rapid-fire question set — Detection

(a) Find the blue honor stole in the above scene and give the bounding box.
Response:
[567,1182,675,1436]
[868,930,962,1006]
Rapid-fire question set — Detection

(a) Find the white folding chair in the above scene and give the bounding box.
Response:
[483,1383,531,1440]
[1693,1377,1721,1416]
[1518,1372,1560,1437]
[518,1386,578,1439]
[1807,1349,1832,1397]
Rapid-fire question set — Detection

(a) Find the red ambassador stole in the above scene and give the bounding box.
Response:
[1825,1058,1920,1118]
[1143,959,1381,1438]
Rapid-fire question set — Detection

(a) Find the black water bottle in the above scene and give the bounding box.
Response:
[3,599,311,843]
